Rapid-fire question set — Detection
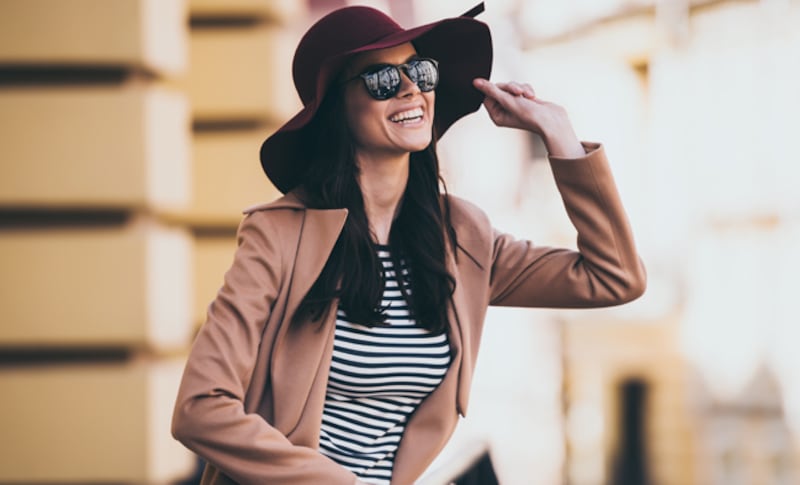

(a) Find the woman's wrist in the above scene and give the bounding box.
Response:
[523,104,584,158]
[542,124,584,158]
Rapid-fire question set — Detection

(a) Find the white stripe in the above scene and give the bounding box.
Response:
[327,395,417,413]
[336,324,431,336]
[330,361,449,377]
[333,344,449,358]
[320,426,401,452]
[328,373,441,389]
[333,331,448,347]
[323,403,405,423]
[331,351,450,367]
[325,381,434,395]
[318,446,383,467]
[323,406,405,429]
[381,308,413,318]
[321,415,391,439]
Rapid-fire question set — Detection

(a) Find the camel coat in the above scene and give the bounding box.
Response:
[171,142,646,485]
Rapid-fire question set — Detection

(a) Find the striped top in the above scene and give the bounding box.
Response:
[318,246,451,484]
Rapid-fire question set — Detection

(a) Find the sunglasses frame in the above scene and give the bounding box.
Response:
[344,57,440,100]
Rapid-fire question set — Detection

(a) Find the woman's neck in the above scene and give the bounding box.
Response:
[356,151,410,245]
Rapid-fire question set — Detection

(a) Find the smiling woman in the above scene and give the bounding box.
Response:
[171,3,647,485]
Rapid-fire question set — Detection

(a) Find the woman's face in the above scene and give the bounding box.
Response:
[342,43,435,159]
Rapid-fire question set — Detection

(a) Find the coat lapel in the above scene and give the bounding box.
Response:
[446,246,470,416]
[391,244,467,484]
[270,207,348,435]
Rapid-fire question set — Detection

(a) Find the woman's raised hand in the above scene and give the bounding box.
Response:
[472,78,584,158]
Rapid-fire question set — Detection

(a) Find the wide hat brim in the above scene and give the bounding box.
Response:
[260,6,493,194]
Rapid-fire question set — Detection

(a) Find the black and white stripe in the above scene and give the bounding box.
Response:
[319,246,451,484]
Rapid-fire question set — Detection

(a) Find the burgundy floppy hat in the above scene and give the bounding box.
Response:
[259,2,493,194]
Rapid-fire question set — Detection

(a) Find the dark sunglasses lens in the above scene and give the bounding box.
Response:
[360,59,439,100]
[406,59,438,92]
[362,66,401,100]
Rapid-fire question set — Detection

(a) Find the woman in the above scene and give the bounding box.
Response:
[171,3,646,485]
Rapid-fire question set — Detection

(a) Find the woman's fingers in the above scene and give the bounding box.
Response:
[472,78,581,154]
[473,78,539,129]
[474,78,539,105]
[520,83,536,99]
[495,81,536,99]
[473,78,513,105]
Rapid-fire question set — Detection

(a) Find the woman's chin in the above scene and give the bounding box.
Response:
[400,133,433,153]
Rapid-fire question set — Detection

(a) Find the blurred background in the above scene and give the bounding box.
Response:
[0,0,798,484]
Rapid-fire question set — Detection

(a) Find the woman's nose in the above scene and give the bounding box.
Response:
[396,70,421,97]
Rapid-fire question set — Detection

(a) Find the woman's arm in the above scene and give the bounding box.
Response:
[473,78,584,158]
[472,78,646,308]
[171,211,357,485]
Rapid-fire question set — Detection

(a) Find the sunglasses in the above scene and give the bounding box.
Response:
[344,58,439,100]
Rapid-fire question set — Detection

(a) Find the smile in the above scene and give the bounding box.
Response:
[389,107,424,124]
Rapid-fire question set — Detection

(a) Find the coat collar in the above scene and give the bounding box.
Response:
[242,191,307,214]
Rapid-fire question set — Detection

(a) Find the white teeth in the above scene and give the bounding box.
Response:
[390,107,423,123]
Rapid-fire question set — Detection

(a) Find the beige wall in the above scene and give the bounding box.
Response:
[0,0,300,482]
[422,0,800,484]
[502,0,800,484]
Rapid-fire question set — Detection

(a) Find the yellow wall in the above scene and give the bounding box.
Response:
[0,0,299,481]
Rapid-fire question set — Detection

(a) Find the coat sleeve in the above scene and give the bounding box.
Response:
[489,142,647,307]
[171,211,357,485]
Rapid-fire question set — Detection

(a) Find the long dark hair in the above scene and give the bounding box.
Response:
[292,86,458,334]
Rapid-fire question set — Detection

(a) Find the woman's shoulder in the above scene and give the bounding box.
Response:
[238,191,347,249]
[236,192,309,244]
[444,195,496,269]
[444,194,491,230]
[242,191,307,215]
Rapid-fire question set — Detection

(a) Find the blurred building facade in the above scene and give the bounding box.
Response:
[427,0,800,484]
[0,0,296,482]
[1,0,799,484]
